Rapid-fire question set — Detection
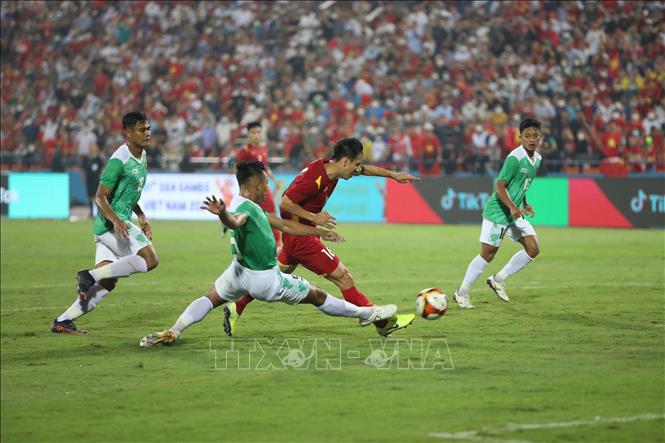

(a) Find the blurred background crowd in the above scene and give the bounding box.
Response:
[1,0,664,177]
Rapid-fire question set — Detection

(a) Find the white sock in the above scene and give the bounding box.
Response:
[171,296,214,334]
[317,293,373,319]
[495,250,534,283]
[90,255,148,281]
[57,283,110,321]
[458,255,489,296]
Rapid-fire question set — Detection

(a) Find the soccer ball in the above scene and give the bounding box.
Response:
[415,288,448,320]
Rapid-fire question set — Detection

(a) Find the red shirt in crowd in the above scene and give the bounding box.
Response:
[235,143,269,165]
[600,130,623,158]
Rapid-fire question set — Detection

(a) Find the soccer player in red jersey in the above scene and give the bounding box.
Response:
[224,137,420,337]
[234,121,281,245]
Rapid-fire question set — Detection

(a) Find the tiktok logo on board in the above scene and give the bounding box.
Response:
[441,187,490,211]
[0,187,18,204]
[630,189,665,213]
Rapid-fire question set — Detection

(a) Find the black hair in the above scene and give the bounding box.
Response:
[122,112,148,130]
[332,137,364,161]
[247,121,262,131]
[236,161,265,186]
[519,118,542,134]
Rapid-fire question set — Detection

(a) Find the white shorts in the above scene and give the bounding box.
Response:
[214,259,310,305]
[479,217,537,247]
[94,221,152,264]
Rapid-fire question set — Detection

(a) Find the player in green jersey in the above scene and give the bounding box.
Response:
[453,118,543,308]
[139,162,397,347]
[51,112,159,333]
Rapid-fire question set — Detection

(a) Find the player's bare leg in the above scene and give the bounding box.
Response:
[300,285,396,325]
[325,262,415,337]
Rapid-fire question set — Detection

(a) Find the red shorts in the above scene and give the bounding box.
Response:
[278,234,340,276]
[259,191,276,214]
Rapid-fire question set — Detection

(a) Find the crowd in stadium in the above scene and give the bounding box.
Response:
[1,1,664,176]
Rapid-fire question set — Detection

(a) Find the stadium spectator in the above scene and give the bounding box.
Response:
[469,124,498,175]
[82,143,105,217]
[1,1,663,174]
[419,122,442,175]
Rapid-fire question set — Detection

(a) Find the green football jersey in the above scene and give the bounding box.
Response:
[228,196,277,270]
[483,146,542,225]
[93,144,148,235]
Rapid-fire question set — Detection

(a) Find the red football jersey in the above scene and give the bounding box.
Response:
[282,159,337,227]
[235,144,268,165]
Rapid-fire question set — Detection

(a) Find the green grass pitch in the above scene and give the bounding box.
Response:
[1,220,663,443]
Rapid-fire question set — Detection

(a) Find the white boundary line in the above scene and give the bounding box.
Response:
[429,413,665,442]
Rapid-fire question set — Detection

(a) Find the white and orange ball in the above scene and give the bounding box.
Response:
[415,287,448,320]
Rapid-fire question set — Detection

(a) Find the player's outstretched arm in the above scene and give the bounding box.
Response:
[201,195,247,229]
[279,195,337,229]
[95,184,129,238]
[360,165,420,183]
[267,214,344,243]
[132,203,152,239]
